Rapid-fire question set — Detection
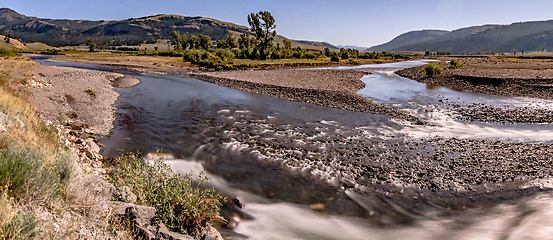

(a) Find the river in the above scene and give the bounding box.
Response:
[34,58,553,239]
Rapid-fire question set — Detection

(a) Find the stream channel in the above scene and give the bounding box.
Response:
[34,58,553,239]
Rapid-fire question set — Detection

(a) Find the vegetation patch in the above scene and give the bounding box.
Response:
[449,59,463,69]
[422,62,443,77]
[0,48,20,57]
[108,156,225,237]
[84,89,96,98]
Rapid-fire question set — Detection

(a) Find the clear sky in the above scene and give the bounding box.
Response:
[3,0,553,47]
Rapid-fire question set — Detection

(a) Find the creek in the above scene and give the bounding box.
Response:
[34,58,553,239]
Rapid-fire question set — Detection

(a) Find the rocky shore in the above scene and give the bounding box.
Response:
[190,69,421,123]
[26,62,222,240]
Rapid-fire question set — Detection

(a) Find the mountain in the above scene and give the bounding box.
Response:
[367,30,449,51]
[335,45,368,51]
[296,40,337,49]
[0,8,327,50]
[368,20,553,53]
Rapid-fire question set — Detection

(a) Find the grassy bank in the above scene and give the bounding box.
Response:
[52,49,405,72]
[0,55,225,239]
[0,56,78,238]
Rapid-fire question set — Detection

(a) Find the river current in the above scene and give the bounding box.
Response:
[35,58,553,240]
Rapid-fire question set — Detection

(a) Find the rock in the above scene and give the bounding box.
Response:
[113,186,137,203]
[203,226,224,240]
[111,202,156,227]
[147,223,194,240]
[86,139,101,153]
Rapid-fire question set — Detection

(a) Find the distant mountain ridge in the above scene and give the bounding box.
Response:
[368,20,553,53]
[0,8,335,50]
[367,30,449,52]
[335,45,369,51]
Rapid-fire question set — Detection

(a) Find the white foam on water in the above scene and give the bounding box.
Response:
[390,108,553,143]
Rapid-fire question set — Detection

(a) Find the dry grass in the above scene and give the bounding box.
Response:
[53,51,192,69]
[0,56,132,239]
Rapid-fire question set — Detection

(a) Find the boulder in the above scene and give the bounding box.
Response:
[147,223,194,240]
[113,186,137,203]
[86,139,101,153]
[111,202,156,227]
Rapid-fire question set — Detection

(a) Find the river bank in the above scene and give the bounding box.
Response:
[397,58,553,123]
[1,56,224,239]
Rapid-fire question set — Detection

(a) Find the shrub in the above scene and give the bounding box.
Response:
[109,157,225,237]
[345,59,360,65]
[214,49,234,62]
[449,59,463,69]
[303,52,316,59]
[292,51,302,59]
[422,63,443,77]
[183,49,205,64]
[282,49,293,58]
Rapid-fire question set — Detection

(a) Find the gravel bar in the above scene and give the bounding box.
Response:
[190,69,421,123]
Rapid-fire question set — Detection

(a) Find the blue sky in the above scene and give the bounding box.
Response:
[3,0,553,47]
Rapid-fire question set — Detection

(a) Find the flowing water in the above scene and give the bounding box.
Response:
[34,58,553,239]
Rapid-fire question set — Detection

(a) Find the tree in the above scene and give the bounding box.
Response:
[248,11,277,60]
[198,34,212,50]
[226,32,238,49]
[324,47,331,57]
[283,38,291,50]
[188,35,199,49]
[86,39,95,52]
[171,31,188,50]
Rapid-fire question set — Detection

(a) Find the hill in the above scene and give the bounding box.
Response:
[369,20,553,53]
[367,30,449,51]
[0,8,332,51]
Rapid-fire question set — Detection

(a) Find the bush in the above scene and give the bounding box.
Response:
[183,49,205,64]
[345,59,360,65]
[449,59,463,69]
[303,52,316,59]
[422,63,443,77]
[109,157,225,237]
[292,51,302,59]
[214,49,234,62]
